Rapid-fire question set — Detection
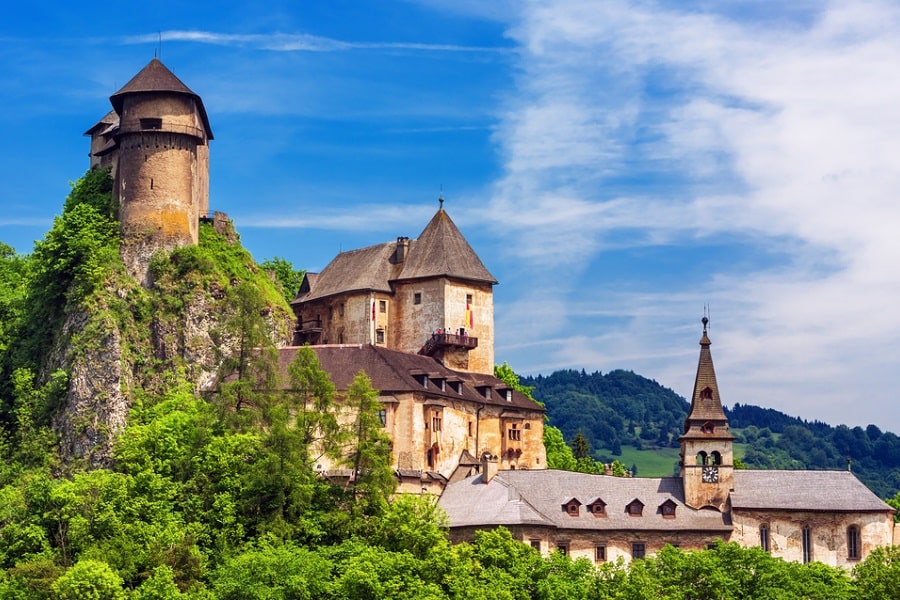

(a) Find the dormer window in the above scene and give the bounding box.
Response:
[660,499,677,519]
[562,499,582,516]
[477,386,492,399]
[626,499,644,516]
[505,389,513,402]
[701,387,713,400]
[701,422,714,434]
[587,499,607,517]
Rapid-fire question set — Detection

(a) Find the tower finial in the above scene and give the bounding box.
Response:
[702,305,710,333]
[438,187,444,209]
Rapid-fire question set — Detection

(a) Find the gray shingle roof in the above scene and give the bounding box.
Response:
[397,208,497,284]
[439,470,733,532]
[291,207,496,304]
[292,242,400,303]
[731,470,893,512]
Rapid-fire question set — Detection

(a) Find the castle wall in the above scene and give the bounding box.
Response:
[392,278,493,374]
[731,509,894,568]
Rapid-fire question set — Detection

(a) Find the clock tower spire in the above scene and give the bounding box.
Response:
[679,316,735,511]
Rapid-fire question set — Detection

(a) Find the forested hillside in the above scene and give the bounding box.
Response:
[523,370,900,499]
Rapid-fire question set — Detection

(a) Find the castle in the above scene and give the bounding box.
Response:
[88,59,895,564]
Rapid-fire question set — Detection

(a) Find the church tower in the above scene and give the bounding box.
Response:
[679,317,735,511]
[87,58,213,284]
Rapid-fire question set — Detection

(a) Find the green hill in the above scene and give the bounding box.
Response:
[522,370,900,499]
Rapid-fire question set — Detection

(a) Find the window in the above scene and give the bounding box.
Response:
[660,500,677,518]
[561,500,581,516]
[505,389,513,402]
[847,526,861,560]
[467,421,473,436]
[376,329,385,344]
[508,424,521,441]
[702,422,714,434]
[706,543,718,551]
[696,451,708,465]
[339,303,344,316]
[627,500,644,516]
[466,294,473,305]
[588,501,606,516]
[595,545,607,562]
[530,539,541,551]
[556,543,569,556]
[140,117,162,129]
[414,292,422,305]
[377,409,387,428]
[759,524,770,552]
[426,448,434,468]
[711,451,721,465]
[567,504,578,515]
[802,526,813,564]
[379,300,386,313]
[432,416,442,432]
[631,543,646,559]
[701,387,713,400]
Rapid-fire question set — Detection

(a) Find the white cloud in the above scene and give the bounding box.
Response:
[486,0,900,430]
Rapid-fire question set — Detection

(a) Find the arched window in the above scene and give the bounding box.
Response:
[759,524,770,552]
[711,451,722,465]
[701,387,713,400]
[847,526,861,560]
[696,451,708,465]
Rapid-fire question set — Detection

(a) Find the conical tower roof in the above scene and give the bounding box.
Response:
[396,204,497,284]
[682,317,733,437]
[110,58,213,139]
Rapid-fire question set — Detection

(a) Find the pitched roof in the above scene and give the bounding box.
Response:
[292,242,400,303]
[682,318,732,439]
[731,470,894,512]
[109,58,213,140]
[397,208,497,284]
[276,344,544,413]
[439,470,733,532]
[291,207,496,304]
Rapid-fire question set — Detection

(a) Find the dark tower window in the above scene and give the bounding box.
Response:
[701,387,713,400]
[140,118,163,130]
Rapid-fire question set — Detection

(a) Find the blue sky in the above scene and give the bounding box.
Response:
[2,1,900,433]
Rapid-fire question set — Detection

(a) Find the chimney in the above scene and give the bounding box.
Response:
[395,236,409,263]
[481,452,498,484]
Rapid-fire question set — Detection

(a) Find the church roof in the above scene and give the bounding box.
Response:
[397,207,497,284]
[731,470,893,512]
[439,469,733,532]
[292,206,496,304]
[109,58,213,140]
[276,344,543,413]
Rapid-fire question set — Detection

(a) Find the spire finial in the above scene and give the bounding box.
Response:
[702,305,710,333]
[438,187,444,210]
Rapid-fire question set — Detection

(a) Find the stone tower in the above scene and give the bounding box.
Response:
[679,317,735,511]
[86,58,213,284]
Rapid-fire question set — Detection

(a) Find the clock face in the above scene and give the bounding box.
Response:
[702,466,719,483]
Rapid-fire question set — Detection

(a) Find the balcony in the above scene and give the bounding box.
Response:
[419,332,478,357]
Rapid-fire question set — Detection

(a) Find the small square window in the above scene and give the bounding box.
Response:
[632,543,646,559]
[556,543,569,556]
[414,292,422,305]
[530,539,541,551]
